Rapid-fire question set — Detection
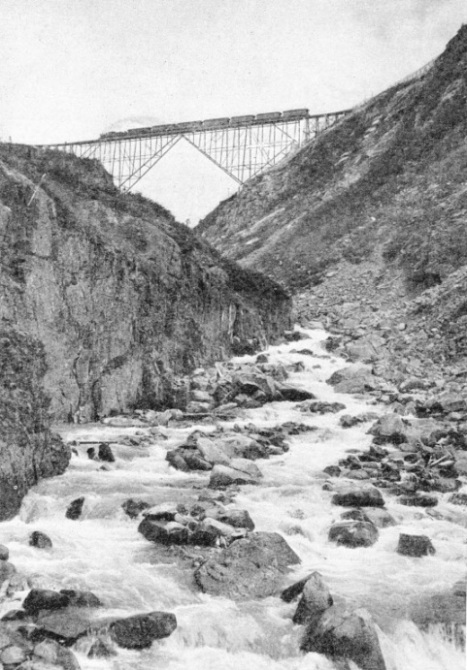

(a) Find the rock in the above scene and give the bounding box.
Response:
[138,518,189,545]
[60,590,102,608]
[217,509,255,531]
[1,610,26,622]
[399,494,438,507]
[332,485,385,508]
[180,450,212,471]
[0,645,26,665]
[142,503,179,522]
[328,521,378,548]
[281,576,313,603]
[397,533,435,557]
[196,437,231,466]
[369,414,409,444]
[277,385,316,402]
[165,450,189,471]
[23,589,70,615]
[293,572,333,624]
[327,366,377,394]
[34,639,81,670]
[109,612,177,649]
[438,392,467,413]
[29,531,53,549]
[36,608,92,643]
[323,465,341,477]
[301,401,346,414]
[194,532,300,600]
[121,498,151,518]
[300,606,387,670]
[448,493,467,506]
[0,546,9,561]
[209,462,261,488]
[361,508,397,528]
[65,497,85,520]
[97,443,115,462]
[229,458,262,479]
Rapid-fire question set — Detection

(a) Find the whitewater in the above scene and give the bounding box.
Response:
[0,329,464,670]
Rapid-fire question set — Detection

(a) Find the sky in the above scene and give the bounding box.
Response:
[0,0,466,223]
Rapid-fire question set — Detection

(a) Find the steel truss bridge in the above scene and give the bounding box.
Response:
[42,108,350,191]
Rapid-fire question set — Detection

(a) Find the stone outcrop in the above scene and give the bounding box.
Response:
[0,330,70,520]
[0,145,291,423]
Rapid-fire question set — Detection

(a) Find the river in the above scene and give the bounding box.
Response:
[0,329,465,669]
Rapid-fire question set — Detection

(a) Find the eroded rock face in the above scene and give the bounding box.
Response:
[194,531,300,599]
[109,612,177,649]
[0,330,70,520]
[0,146,291,423]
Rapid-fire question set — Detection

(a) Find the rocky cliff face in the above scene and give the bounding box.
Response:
[0,146,290,423]
[199,25,467,293]
[0,145,290,515]
[0,329,70,519]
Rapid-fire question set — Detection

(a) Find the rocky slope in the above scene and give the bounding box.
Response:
[0,144,290,515]
[198,26,467,376]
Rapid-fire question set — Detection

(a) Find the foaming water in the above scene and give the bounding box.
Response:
[2,329,465,669]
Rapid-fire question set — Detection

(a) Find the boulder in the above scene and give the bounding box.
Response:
[60,590,102,608]
[0,645,26,666]
[29,531,53,549]
[65,497,85,520]
[194,532,300,600]
[121,498,151,519]
[97,443,115,462]
[209,462,261,488]
[217,509,255,531]
[369,414,409,444]
[301,607,387,670]
[109,612,177,649]
[23,589,70,616]
[399,494,438,507]
[360,508,397,528]
[332,485,385,508]
[0,546,9,561]
[293,572,333,624]
[396,533,435,557]
[301,401,346,414]
[142,503,179,522]
[34,639,81,670]
[326,366,377,394]
[196,437,231,466]
[36,608,92,644]
[328,521,378,548]
[166,450,189,471]
[277,385,316,402]
[138,518,189,546]
[448,493,467,506]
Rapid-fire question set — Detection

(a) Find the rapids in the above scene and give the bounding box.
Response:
[0,329,465,669]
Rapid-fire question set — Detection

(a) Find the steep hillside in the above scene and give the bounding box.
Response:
[199,25,467,294]
[0,145,290,422]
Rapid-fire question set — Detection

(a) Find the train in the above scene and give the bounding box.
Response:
[99,109,311,141]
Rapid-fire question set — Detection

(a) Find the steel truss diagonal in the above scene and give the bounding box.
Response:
[40,109,350,192]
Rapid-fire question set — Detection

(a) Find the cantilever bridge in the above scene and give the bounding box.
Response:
[41,108,350,191]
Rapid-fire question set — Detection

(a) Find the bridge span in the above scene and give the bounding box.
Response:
[41,108,350,191]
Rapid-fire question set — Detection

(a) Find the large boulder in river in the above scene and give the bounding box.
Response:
[396,533,435,557]
[109,612,177,649]
[138,518,189,546]
[36,608,93,644]
[301,607,386,670]
[209,461,262,488]
[293,572,333,624]
[329,521,379,548]
[23,590,70,616]
[332,485,385,508]
[194,532,300,599]
[327,366,378,394]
